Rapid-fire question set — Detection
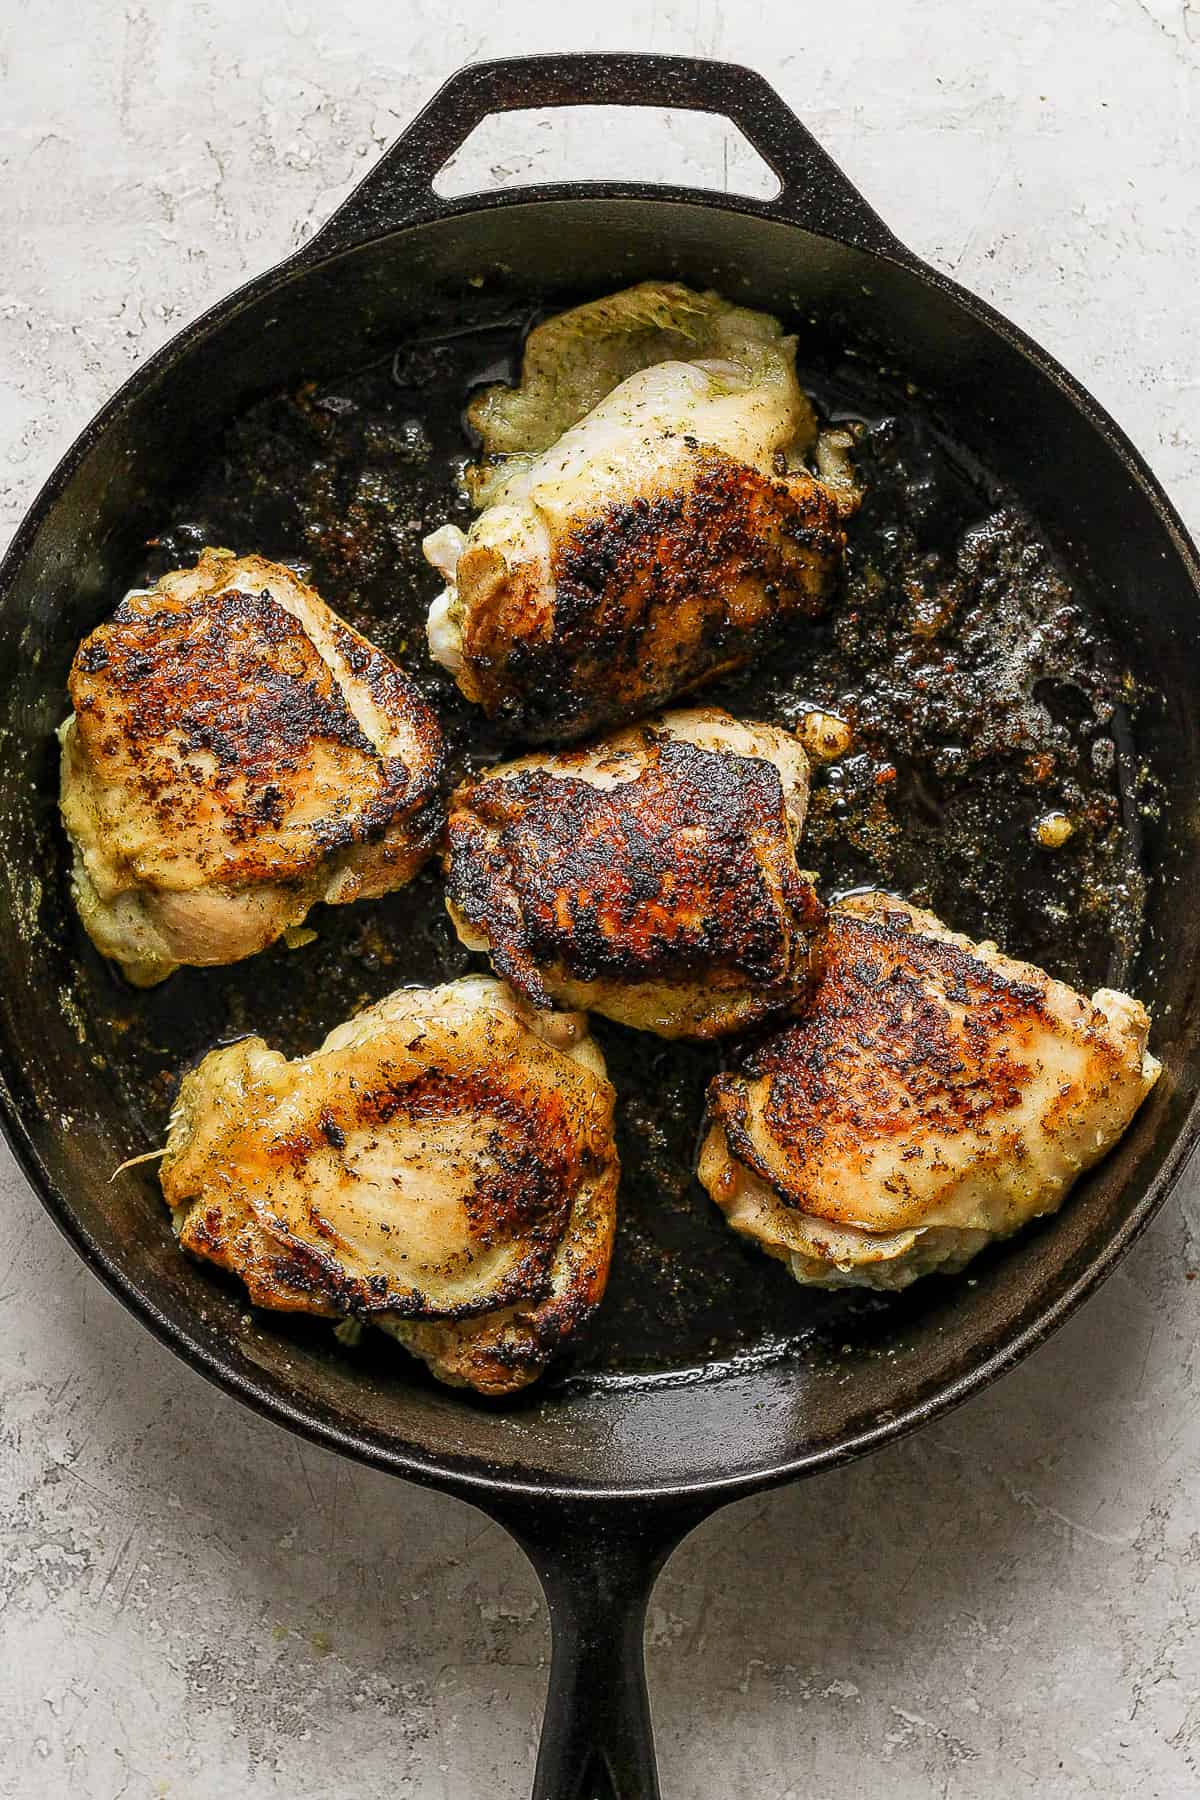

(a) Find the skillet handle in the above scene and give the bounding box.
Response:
[492,1496,712,1800]
[299,52,905,262]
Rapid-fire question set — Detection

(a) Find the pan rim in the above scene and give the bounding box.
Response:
[5,1062,1198,1505]
[3,186,1199,1506]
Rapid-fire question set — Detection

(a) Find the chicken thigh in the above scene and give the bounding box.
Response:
[444,706,824,1039]
[160,976,619,1394]
[699,892,1160,1289]
[424,283,855,740]
[60,548,444,984]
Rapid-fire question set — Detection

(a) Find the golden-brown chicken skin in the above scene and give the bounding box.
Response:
[699,893,1160,1289]
[424,283,855,741]
[160,977,619,1395]
[60,548,444,984]
[444,708,825,1040]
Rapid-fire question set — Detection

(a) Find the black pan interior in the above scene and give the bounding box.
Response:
[2,199,1198,1494]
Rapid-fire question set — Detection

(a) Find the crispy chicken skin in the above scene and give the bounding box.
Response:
[699,893,1160,1289]
[160,977,619,1394]
[423,283,855,741]
[60,549,444,985]
[444,707,824,1039]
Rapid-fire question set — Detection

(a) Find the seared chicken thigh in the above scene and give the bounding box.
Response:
[699,893,1160,1289]
[160,977,619,1394]
[444,707,824,1039]
[60,549,443,984]
[424,283,855,740]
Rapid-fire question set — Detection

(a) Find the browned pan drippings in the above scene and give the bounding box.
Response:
[63,300,1153,1391]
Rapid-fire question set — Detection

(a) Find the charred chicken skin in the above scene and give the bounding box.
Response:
[160,977,619,1395]
[444,707,824,1039]
[60,549,444,984]
[424,283,856,741]
[699,893,1160,1289]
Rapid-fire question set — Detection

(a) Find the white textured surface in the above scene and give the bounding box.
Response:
[2,3,1199,1794]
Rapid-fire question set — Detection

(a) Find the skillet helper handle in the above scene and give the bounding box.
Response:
[300,52,905,261]
[495,1498,709,1800]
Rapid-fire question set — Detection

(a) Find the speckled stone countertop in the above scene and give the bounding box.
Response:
[2,4,1198,1795]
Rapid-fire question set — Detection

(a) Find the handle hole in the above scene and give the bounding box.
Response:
[432,105,782,202]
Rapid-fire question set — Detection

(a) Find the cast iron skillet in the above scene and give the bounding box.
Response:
[2,53,1199,1799]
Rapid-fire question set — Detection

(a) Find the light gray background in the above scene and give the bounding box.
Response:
[2,2,1198,1795]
